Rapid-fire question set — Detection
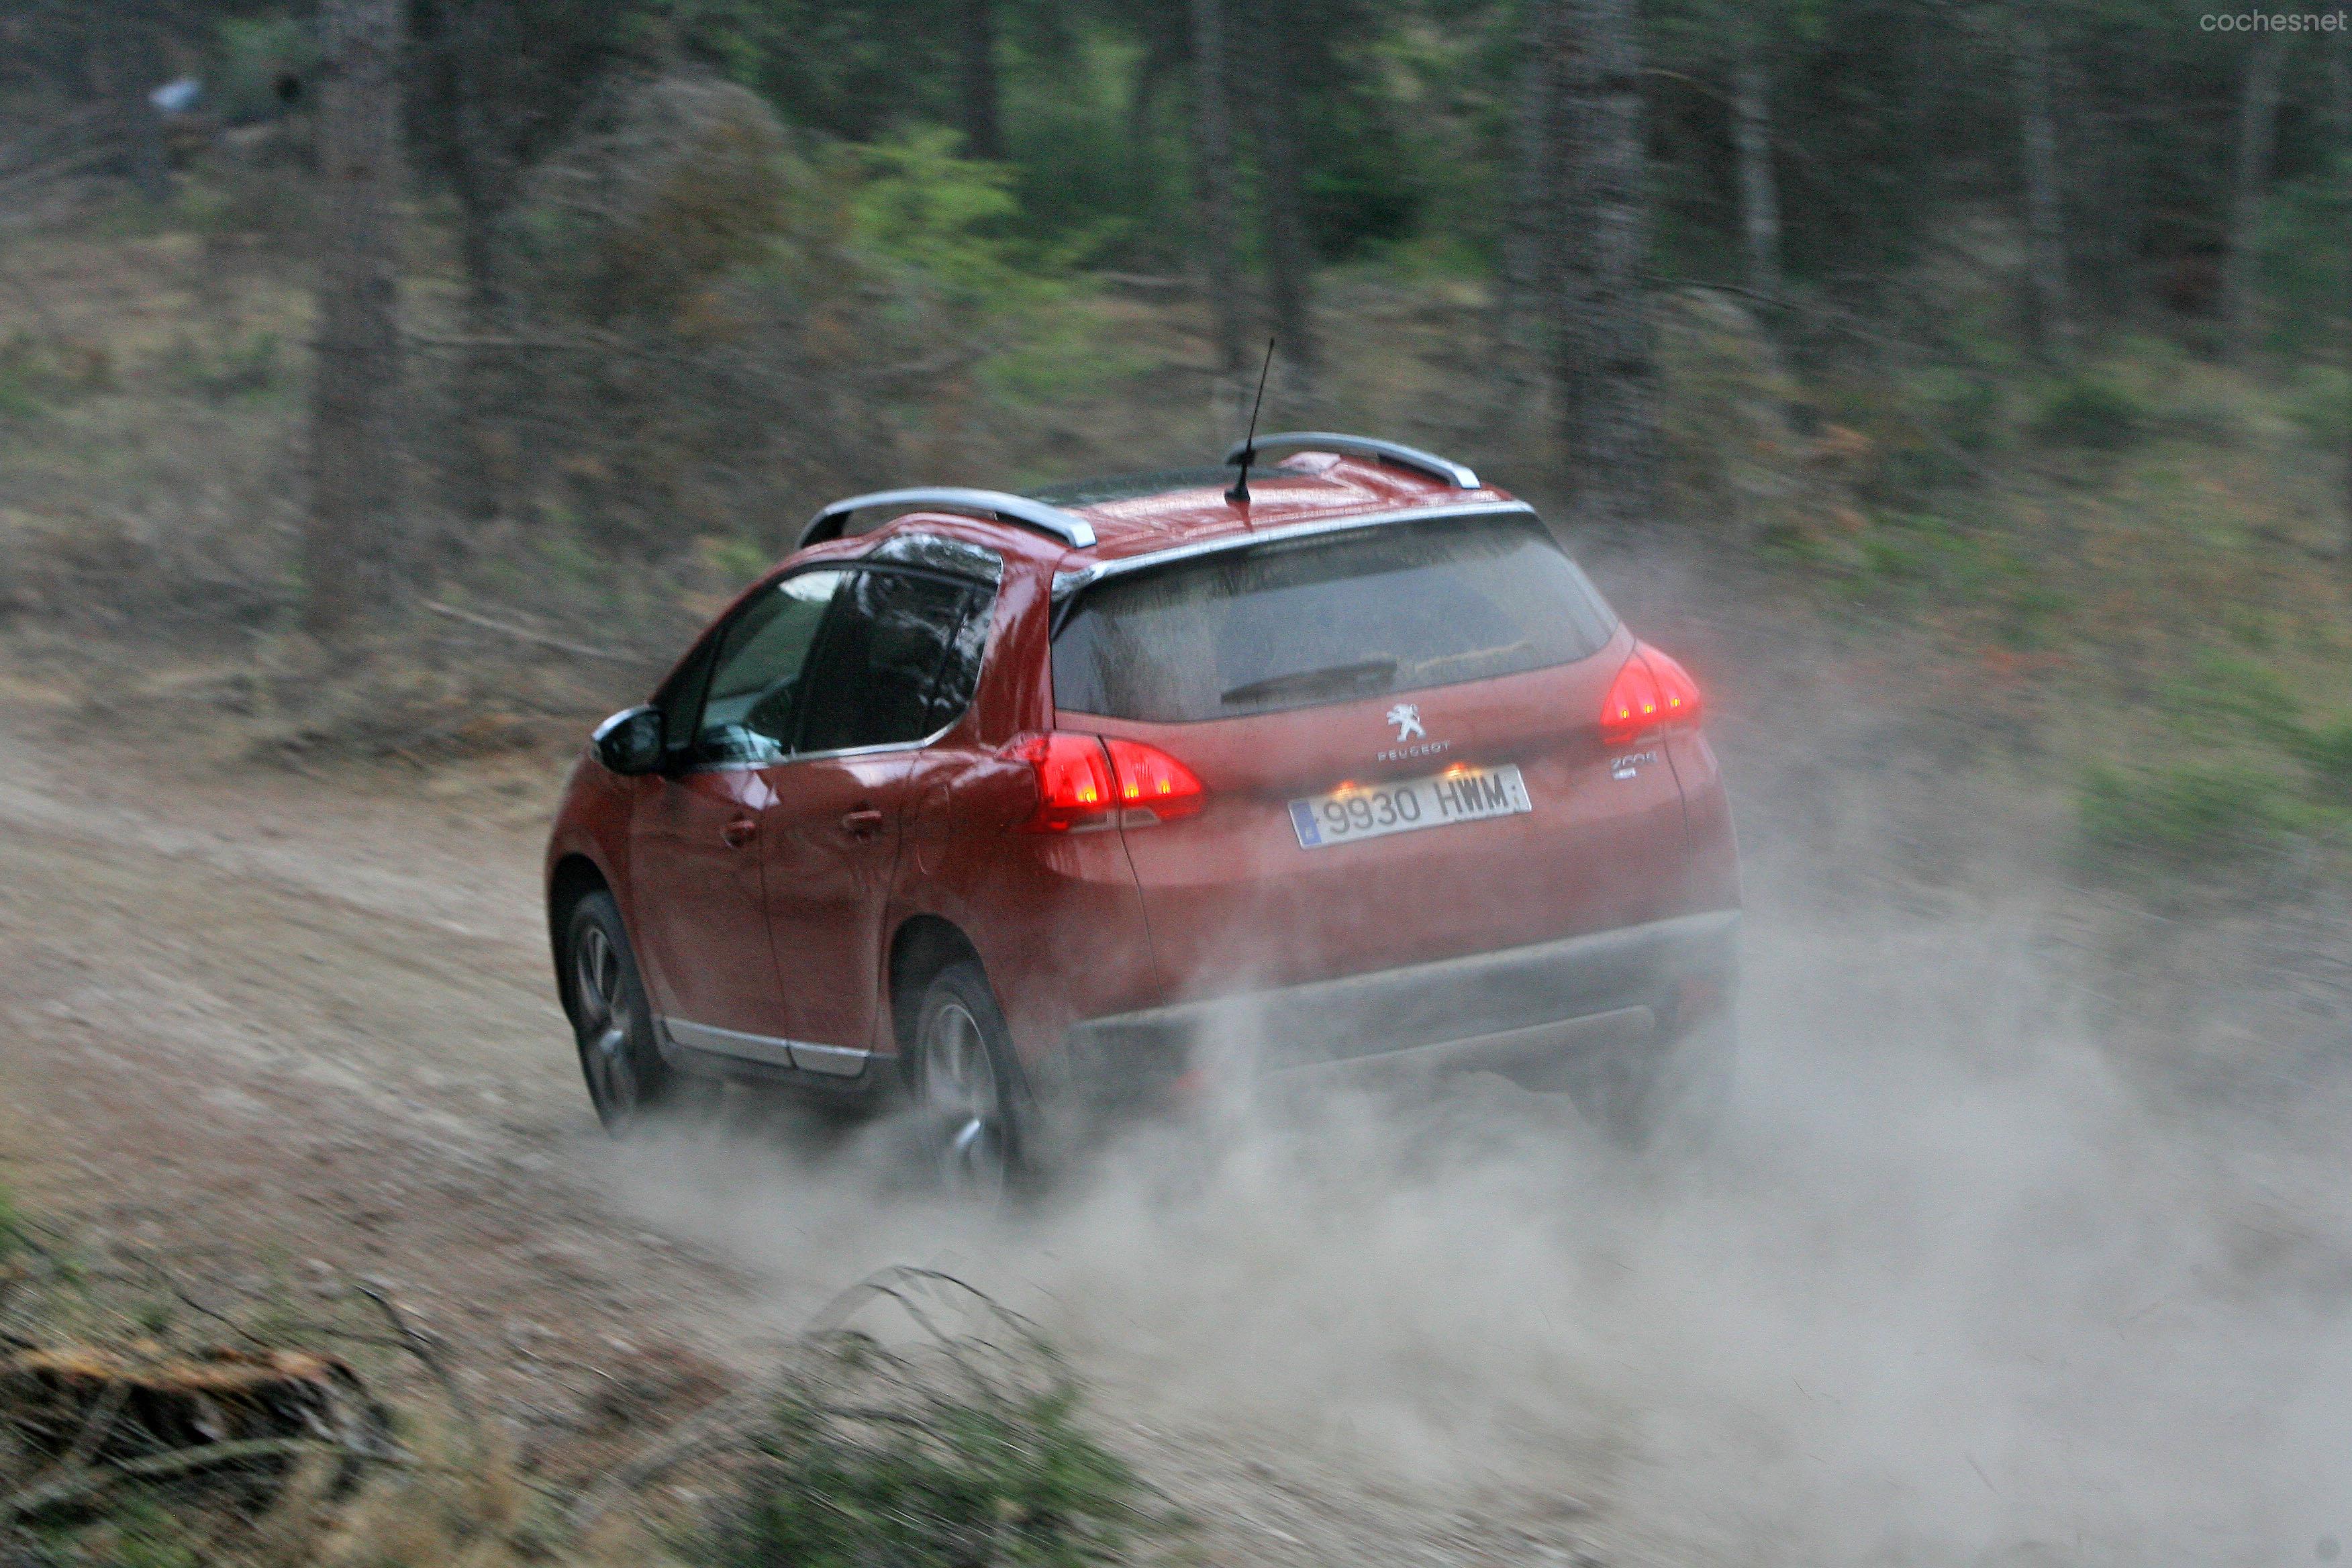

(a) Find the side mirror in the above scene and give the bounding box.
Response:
[592,705,666,776]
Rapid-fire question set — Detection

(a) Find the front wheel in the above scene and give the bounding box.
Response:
[565,891,673,1132]
[910,961,1025,1202]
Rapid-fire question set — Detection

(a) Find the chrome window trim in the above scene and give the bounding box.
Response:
[1049,499,1538,601]
[680,720,962,776]
[1223,432,1481,490]
[802,487,1097,550]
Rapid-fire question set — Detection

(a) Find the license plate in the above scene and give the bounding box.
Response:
[1288,765,1532,849]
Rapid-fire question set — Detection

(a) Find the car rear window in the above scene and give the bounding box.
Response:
[1051,513,1618,723]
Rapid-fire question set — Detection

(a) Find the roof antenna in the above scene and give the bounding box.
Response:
[1226,337,1276,507]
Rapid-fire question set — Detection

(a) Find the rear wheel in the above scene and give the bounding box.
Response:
[910,961,1023,1202]
[564,892,672,1132]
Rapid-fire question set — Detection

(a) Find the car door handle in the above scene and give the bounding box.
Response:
[840,808,886,839]
[720,817,758,848]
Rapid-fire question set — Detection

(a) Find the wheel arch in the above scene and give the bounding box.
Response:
[548,853,612,1026]
[886,914,984,1059]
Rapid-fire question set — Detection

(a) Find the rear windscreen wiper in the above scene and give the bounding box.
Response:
[1220,658,1398,707]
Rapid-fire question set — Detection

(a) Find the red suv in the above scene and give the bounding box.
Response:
[546,434,1739,1187]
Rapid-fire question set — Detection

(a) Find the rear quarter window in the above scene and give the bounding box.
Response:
[1052,514,1618,723]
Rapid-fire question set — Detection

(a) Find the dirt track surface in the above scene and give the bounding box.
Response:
[5,684,2351,1566]
[0,695,1631,1563]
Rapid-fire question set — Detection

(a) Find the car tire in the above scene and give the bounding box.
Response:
[910,960,1026,1202]
[563,891,673,1132]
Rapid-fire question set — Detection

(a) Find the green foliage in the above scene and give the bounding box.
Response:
[0,332,112,420]
[2076,761,2295,874]
[160,332,281,401]
[2030,376,2146,450]
[707,1339,1151,1568]
[207,12,316,126]
[2284,363,2352,447]
[2288,718,2352,798]
[2155,649,2302,746]
[0,1184,21,1259]
[848,128,1032,307]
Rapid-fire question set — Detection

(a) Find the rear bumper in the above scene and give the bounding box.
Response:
[1059,908,1738,1092]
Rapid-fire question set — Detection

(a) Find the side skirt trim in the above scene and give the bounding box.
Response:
[660,1017,873,1077]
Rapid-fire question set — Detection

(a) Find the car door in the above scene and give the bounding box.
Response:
[628,568,846,1064]
[758,558,997,1071]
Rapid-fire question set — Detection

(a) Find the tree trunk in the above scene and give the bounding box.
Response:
[1487,0,1557,413]
[1732,17,1781,303]
[2016,9,2071,359]
[1552,0,1657,531]
[444,0,511,523]
[1239,1,1316,401]
[2223,23,2290,364]
[305,0,408,636]
[957,0,1003,160]
[90,1,170,204]
[1187,0,1244,383]
[2332,28,2352,568]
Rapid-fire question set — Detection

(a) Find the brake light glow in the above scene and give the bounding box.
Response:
[1104,737,1206,822]
[1008,732,1205,831]
[1599,643,1704,746]
[1008,732,1117,832]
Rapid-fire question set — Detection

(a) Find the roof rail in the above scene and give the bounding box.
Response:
[1222,432,1480,490]
[801,487,1097,551]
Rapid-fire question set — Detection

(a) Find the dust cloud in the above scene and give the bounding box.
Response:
[602,902,2352,1565]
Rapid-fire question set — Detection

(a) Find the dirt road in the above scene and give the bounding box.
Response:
[5,685,2350,1565]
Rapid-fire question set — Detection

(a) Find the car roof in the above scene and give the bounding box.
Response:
[814,450,1521,579]
[1029,453,1516,565]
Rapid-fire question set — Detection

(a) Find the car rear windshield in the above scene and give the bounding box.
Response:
[1051,513,1618,723]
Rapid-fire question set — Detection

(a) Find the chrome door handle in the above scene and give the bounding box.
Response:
[720,817,758,848]
[840,808,886,838]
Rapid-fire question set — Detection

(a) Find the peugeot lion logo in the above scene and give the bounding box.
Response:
[1386,703,1424,743]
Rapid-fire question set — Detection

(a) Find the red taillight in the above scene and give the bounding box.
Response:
[1104,737,1206,822]
[1008,732,1205,832]
[1599,643,1704,746]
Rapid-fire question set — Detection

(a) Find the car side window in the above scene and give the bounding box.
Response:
[693,569,845,765]
[795,569,994,753]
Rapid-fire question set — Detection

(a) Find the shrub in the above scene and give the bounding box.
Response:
[2076,762,2295,874]
[703,1273,1157,1568]
[2030,376,2145,450]
[2290,719,2352,797]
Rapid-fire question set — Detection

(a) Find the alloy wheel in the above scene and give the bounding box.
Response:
[920,998,1006,1200]
[573,924,639,1123]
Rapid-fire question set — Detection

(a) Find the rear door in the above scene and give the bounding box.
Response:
[1050,512,1688,996]
[758,561,998,1066]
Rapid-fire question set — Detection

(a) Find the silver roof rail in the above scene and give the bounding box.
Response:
[801,487,1097,550]
[1222,432,1480,490]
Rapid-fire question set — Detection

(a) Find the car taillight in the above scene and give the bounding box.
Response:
[1008,732,1205,832]
[1599,642,1704,746]
[1104,737,1206,822]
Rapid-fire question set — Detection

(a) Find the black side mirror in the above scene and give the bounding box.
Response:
[592,705,666,775]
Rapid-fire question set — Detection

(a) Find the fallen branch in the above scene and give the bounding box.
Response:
[352,1283,485,1469]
